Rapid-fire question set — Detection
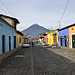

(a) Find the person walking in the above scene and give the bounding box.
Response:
[32,41,34,47]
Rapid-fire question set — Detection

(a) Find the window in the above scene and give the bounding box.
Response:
[19,37,21,43]
[17,38,18,43]
[72,28,73,30]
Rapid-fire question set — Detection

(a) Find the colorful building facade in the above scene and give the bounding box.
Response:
[39,34,44,43]
[47,31,53,45]
[69,24,75,48]
[58,28,69,47]
[17,31,24,47]
[44,34,48,44]
[0,14,19,55]
[58,24,75,48]
[48,30,58,45]
[22,35,31,43]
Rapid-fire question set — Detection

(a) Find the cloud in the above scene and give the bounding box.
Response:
[1,0,75,31]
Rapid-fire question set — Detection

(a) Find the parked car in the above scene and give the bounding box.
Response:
[22,42,30,48]
[41,42,46,46]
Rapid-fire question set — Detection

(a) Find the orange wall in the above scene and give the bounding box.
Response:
[69,26,75,48]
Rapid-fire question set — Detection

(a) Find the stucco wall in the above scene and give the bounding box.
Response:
[69,26,75,48]
[44,35,48,43]
[48,32,53,45]
[48,30,58,45]
[17,33,23,47]
[0,19,16,54]
[58,28,69,47]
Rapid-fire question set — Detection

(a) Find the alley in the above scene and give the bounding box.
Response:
[0,45,75,75]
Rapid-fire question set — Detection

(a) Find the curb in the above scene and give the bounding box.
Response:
[60,46,75,51]
[42,45,75,51]
[0,46,22,62]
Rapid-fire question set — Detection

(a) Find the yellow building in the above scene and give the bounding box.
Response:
[47,30,59,45]
[39,34,44,43]
[22,35,31,43]
[17,31,24,47]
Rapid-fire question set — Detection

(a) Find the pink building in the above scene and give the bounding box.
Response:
[44,34,48,44]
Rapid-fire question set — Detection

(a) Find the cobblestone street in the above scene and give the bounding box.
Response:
[0,45,75,75]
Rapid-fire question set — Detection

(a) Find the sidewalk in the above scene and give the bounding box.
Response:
[43,45,75,51]
[42,45,75,62]
[0,47,22,62]
[60,46,75,51]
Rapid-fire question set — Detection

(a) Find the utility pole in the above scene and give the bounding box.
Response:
[51,26,52,30]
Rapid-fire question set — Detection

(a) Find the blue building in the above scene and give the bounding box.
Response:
[58,28,69,48]
[0,14,19,55]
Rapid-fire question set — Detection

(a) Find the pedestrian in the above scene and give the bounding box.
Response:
[32,41,34,47]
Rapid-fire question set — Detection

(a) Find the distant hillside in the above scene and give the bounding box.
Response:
[22,24,49,38]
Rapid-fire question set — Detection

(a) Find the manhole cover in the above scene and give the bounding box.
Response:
[15,55,24,57]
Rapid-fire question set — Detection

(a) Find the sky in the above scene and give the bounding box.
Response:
[0,0,75,31]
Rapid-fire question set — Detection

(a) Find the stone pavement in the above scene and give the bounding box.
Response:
[0,45,75,75]
[43,45,75,62]
[0,47,22,62]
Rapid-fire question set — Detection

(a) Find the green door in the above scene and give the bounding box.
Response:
[72,35,75,48]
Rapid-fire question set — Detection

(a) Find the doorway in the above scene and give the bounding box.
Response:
[72,35,75,48]
[9,36,11,50]
[61,36,63,46]
[2,35,5,53]
[14,36,16,48]
[53,33,57,44]
[64,36,67,47]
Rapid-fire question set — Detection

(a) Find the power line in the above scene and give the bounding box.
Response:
[58,0,70,29]
[59,0,70,22]
[0,6,8,14]
[0,0,15,16]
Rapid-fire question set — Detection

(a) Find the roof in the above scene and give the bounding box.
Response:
[59,24,75,31]
[0,18,14,28]
[0,14,19,24]
[17,30,24,35]
[43,33,47,36]
[22,35,30,39]
[48,30,56,34]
